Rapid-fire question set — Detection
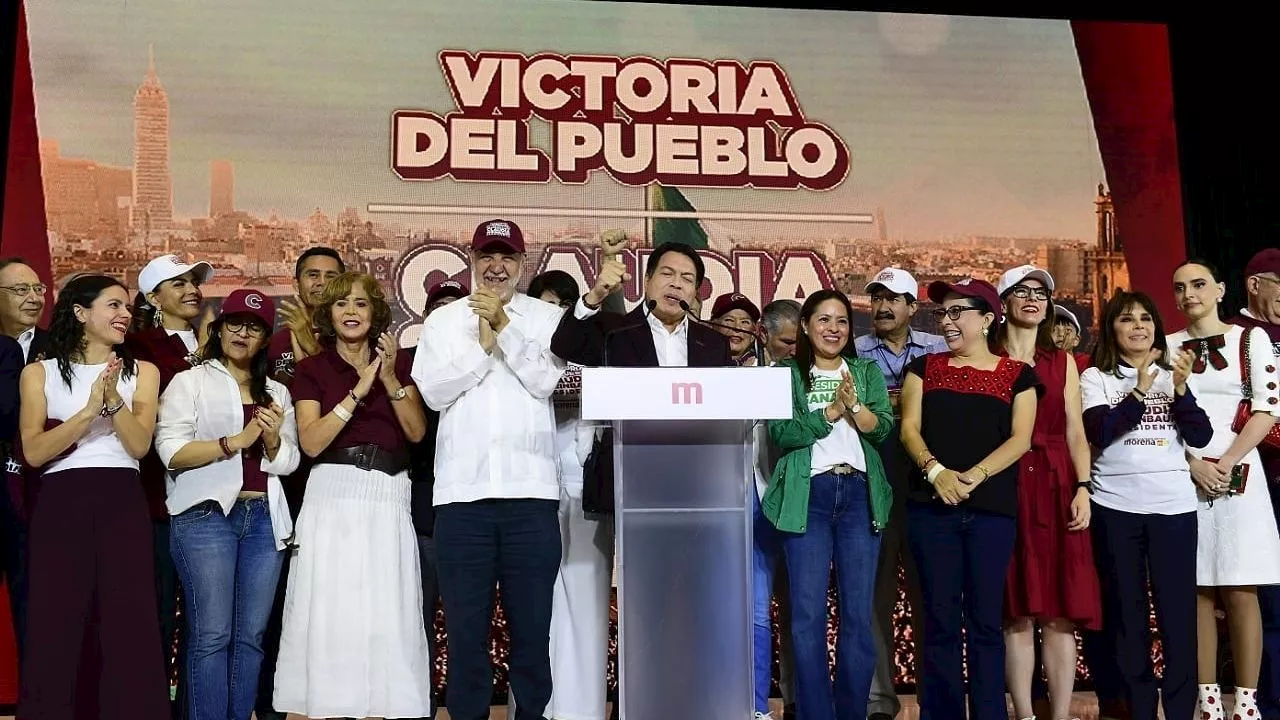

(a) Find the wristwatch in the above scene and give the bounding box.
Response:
[847,403,863,415]
[1074,480,1094,495]
[389,386,408,402]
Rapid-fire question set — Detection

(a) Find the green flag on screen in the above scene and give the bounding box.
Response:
[648,184,708,249]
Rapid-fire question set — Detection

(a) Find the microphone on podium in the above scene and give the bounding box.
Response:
[678,300,766,365]
[602,299,657,367]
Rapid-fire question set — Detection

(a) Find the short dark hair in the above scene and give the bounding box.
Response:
[294,247,345,280]
[1175,257,1222,282]
[1091,291,1171,377]
[646,242,705,286]
[526,270,580,305]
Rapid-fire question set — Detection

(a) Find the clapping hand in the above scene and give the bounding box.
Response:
[836,369,859,417]
[254,403,284,449]
[101,353,124,408]
[375,332,400,387]
[1171,348,1195,395]
[279,296,320,356]
[1134,347,1161,395]
[470,288,510,333]
[352,355,382,402]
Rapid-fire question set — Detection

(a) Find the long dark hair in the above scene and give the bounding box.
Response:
[46,275,137,389]
[794,289,854,392]
[1090,290,1171,377]
[129,291,160,333]
[199,318,273,405]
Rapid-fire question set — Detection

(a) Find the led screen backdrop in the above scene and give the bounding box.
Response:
[1,0,1185,703]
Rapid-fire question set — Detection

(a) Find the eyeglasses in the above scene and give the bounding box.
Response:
[1256,275,1280,288]
[931,305,983,321]
[1007,285,1051,301]
[224,319,267,337]
[0,283,47,297]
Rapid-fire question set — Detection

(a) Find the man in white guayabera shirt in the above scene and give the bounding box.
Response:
[412,219,567,720]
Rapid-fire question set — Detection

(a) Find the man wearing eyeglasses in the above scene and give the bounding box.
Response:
[0,257,48,364]
[1232,249,1280,719]
[851,267,945,720]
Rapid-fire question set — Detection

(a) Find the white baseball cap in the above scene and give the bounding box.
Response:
[864,267,919,299]
[997,264,1055,296]
[138,254,214,294]
[1054,305,1081,333]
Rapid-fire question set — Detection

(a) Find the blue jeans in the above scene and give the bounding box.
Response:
[170,497,285,720]
[783,471,881,720]
[907,502,1016,720]
[752,489,788,714]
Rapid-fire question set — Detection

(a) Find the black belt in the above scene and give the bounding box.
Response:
[316,444,409,476]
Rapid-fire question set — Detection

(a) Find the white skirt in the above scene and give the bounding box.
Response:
[273,463,433,718]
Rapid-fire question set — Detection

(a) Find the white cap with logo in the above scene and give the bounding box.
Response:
[138,254,214,294]
[864,267,919,299]
[1054,305,1081,333]
[997,264,1055,296]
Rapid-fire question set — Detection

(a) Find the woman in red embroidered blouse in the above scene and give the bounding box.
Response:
[992,265,1101,720]
[899,278,1041,720]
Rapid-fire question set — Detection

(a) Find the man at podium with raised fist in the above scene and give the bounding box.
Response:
[551,231,732,369]
[412,218,568,720]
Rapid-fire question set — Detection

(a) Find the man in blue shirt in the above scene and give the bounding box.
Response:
[853,267,946,720]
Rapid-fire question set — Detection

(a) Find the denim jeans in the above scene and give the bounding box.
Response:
[170,497,285,720]
[907,502,1016,720]
[753,488,794,715]
[783,471,881,720]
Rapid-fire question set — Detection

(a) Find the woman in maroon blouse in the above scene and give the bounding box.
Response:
[271,272,433,719]
[124,252,214,710]
[899,278,1041,720]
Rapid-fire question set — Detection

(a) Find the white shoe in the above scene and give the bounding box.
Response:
[753,713,774,720]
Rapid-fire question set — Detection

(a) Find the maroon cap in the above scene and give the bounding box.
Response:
[471,219,525,254]
[1245,248,1280,278]
[426,279,468,311]
[219,289,275,330]
[927,278,1003,323]
[710,292,761,322]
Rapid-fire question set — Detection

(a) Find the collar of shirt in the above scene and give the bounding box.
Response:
[855,329,929,354]
[17,326,34,357]
[646,310,689,339]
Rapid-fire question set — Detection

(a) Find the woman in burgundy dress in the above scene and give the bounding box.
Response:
[993,265,1101,720]
[125,253,215,709]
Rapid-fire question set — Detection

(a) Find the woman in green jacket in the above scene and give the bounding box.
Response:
[763,289,894,720]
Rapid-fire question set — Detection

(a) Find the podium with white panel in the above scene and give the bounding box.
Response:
[580,367,791,720]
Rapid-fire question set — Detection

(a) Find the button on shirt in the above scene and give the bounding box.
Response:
[412,293,567,505]
[853,329,947,393]
[572,298,690,367]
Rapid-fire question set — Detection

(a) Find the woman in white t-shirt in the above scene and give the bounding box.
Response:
[16,274,168,720]
[1081,290,1208,720]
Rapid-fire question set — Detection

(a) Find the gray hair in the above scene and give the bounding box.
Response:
[761,299,801,336]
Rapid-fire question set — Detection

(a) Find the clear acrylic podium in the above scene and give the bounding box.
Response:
[581,367,791,720]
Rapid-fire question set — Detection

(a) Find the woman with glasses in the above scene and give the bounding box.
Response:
[1082,291,1208,720]
[155,290,300,720]
[899,278,1041,720]
[1168,260,1280,719]
[765,289,894,720]
[990,265,1101,720]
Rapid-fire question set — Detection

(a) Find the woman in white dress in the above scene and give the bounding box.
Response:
[1169,260,1280,720]
[272,272,431,719]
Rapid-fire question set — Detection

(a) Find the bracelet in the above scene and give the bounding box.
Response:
[974,463,991,480]
[1132,386,1148,398]
[333,404,354,423]
[218,436,234,458]
[926,463,946,484]
[100,399,125,417]
[921,457,938,472]
[348,390,362,406]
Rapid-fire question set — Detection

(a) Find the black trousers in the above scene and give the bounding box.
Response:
[1091,503,1197,720]
[436,499,561,720]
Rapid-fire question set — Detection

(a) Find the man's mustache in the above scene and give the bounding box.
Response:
[874,312,895,320]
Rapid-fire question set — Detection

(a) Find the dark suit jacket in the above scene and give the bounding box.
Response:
[25,326,49,365]
[0,335,22,448]
[403,346,438,536]
[551,304,733,368]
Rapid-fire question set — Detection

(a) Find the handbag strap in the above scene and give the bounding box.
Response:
[1240,328,1254,399]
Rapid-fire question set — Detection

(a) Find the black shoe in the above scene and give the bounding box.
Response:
[255,713,287,720]
[867,713,895,720]
[783,704,797,720]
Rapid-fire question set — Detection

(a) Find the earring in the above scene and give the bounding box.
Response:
[982,327,989,337]
[153,307,164,327]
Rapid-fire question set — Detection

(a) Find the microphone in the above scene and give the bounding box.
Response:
[602,299,657,367]
[678,300,765,365]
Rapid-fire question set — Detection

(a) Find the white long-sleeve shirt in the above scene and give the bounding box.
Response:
[412,293,567,504]
[155,360,301,548]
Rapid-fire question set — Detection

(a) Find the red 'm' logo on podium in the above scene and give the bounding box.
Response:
[671,382,704,405]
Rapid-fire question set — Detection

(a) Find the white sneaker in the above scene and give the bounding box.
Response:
[752,713,774,720]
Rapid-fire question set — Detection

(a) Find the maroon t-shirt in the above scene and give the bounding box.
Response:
[240,405,268,493]
[1231,312,1280,483]
[291,347,415,455]
[267,331,297,382]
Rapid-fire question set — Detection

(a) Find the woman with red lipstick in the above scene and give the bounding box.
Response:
[1168,260,1280,719]
[899,277,1041,720]
[125,252,216,699]
[16,274,168,720]
[272,272,432,720]
[764,289,894,720]
[991,264,1101,720]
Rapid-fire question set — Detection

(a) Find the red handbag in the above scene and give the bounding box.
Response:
[1230,329,1280,451]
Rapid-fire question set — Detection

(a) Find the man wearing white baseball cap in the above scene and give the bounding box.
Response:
[124,251,214,720]
[854,267,945,720]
